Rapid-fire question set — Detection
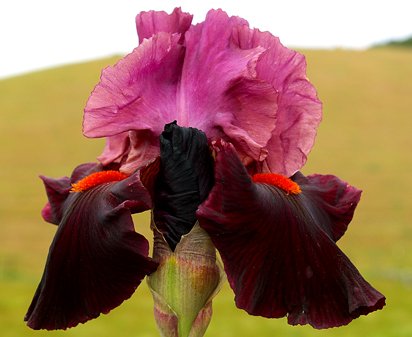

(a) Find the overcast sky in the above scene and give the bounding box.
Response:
[1,0,411,79]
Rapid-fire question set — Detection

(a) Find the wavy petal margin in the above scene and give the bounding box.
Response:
[197,141,385,328]
[83,32,184,139]
[136,7,193,43]
[26,166,158,330]
[40,163,100,224]
[179,9,278,164]
[231,25,322,176]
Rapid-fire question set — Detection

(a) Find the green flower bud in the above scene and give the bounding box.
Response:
[148,222,224,337]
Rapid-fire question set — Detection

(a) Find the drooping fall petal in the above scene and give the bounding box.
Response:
[40,163,101,224]
[25,166,158,330]
[197,141,385,329]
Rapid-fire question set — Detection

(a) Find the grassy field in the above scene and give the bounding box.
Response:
[0,47,411,336]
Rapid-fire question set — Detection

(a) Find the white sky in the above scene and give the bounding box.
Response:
[0,0,411,79]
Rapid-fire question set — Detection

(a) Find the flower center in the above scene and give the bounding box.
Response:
[71,170,128,192]
[252,173,301,195]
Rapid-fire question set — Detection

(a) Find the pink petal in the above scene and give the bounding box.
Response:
[136,7,193,43]
[83,32,184,140]
[232,26,322,176]
[197,141,385,328]
[178,9,278,163]
[97,132,130,166]
[119,130,160,174]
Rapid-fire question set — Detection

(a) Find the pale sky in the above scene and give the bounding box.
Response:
[0,0,411,79]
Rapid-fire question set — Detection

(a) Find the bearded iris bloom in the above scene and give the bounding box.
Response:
[25,8,385,335]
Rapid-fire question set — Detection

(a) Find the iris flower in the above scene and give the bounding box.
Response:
[25,8,385,334]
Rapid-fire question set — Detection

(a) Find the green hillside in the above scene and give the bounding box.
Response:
[0,47,411,336]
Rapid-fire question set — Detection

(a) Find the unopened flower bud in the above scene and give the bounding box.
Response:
[148,222,224,337]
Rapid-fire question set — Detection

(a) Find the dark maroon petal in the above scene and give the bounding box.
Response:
[135,7,193,43]
[197,141,385,329]
[40,175,71,225]
[40,163,104,225]
[70,162,101,182]
[25,171,158,330]
[292,172,362,242]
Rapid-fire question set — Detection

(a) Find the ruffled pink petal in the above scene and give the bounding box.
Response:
[232,26,322,176]
[26,167,158,330]
[119,130,161,174]
[197,141,385,329]
[84,8,321,175]
[178,9,278,163]
[136,7,193,43]
[83,32,184,140]
[97,133,130,166]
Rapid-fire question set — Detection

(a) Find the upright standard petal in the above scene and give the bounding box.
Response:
[197,141,385,329]
[97,132,130,167]
[136,7,193,43]
[179,9,278,164]
[25,166,158,330]
[231,26,322,176]
[83,32,184,140]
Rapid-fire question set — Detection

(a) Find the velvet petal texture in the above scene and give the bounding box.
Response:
[153,122,214,250]
[25,166,158,330]
[197,141,385,329]
[40,163,100,225]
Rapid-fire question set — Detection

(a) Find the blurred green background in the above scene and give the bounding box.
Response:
[0,47,411,336]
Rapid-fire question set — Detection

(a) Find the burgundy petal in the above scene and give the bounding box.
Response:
[136,7,193,43]
[40,175,71,225]
[197,141,385,329]
[26,170,158,330]
[40,163,102,224]
[292,172,362,242]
